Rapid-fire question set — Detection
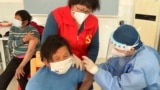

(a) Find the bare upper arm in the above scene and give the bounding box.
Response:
[28,37,39,51]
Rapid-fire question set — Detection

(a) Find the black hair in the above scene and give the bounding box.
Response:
[15,10,32,25]
[68,0,100,12]
[40,35,72,62]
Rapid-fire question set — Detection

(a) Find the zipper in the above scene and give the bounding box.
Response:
[77,36,79,40]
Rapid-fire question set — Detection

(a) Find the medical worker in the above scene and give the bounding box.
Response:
[83,24,160,90]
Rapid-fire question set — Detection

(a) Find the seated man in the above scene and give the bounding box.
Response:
[26,35,93,90]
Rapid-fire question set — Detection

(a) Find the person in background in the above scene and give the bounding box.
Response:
[83,24,160,90]
[26,35,93,90]
[41,0,100,89]
[0,10,40,90]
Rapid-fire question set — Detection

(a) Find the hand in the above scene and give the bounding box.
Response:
[72,54,83,71]
[15,66,25,79]
[82,56,98,75]
[22,31,35,43]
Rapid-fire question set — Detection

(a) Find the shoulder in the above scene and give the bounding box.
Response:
[53,5,68,13]
[10,26,18,32]
[10,26,15,30]
[87,14,98,21]
[28,25,37,30]
[26,67,46,90]
[68,67,85,82]
[28,25,39,35]
[85,14,98,28]
[133,46,159,69]
[52,6,70,18]
[30,66,47,80]
[136,45,159,59]
[86,14,98,24]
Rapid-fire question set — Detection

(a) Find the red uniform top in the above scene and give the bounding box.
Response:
[52,6,98,59]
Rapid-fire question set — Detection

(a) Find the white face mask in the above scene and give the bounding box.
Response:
[72,11,88,25]
[111,48,126,57]
[50,56,72,74]
[12,19,22,28]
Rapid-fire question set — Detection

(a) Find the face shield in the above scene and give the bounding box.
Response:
[106,32,139,58]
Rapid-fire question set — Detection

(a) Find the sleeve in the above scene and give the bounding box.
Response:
[87,27,99,62]
[8,26,23,49]
[41,12,58,44]
[94,64,147,90]
[26,81,42,90]
[77,70,85,83]
[30,26,40,38]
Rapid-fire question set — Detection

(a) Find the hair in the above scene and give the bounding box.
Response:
[15,10,32,25]
[40,35,72,62]
[68,0,100,12]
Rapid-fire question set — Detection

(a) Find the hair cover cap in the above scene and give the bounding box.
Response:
[112,24,142,50]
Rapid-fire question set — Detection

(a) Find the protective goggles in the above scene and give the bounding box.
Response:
[110,32,139,51]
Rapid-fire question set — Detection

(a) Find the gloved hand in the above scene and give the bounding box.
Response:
[72,54,83,71]
[82,56,98,75]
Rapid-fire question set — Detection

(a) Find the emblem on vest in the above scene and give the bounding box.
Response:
[85,34,92,44]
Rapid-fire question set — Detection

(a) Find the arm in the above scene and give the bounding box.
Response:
[79,71,94,90]
[83,56,147,90]
[94,67,146,90]
[41,12,58,44]
[8,27,24,49]
[87,28,99,62]
[8,27,37,49]
[15,36,39,79]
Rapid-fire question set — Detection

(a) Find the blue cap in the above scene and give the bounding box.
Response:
[112,24,142,50]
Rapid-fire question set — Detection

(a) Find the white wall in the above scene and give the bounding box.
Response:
[0,0,135,59]
[0,0,24,22]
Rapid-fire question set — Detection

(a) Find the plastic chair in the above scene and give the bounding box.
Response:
[30,51,44,77]
[18,51,44,90]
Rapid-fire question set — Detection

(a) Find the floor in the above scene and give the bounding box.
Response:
[7,77,17,90]
[0,69,17,90]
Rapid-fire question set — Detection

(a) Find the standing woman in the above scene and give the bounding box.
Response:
[0,10,40,90]
[42,0,100,69]
[41,1,100,89]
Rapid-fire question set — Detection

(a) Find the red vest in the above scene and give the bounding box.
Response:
[52,6,98,59]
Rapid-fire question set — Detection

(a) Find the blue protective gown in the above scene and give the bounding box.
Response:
[94,45,160,90]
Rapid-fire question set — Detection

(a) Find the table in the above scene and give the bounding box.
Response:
[0,37,8,70]
[0,27,10,70]
[0,27,10,36]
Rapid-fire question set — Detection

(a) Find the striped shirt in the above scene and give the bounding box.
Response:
[8,25,40,57]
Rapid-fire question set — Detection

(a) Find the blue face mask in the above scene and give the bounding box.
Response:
[12,19,22,28]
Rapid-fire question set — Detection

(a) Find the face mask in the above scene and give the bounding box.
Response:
[111,48,126,57]
[72,11,88,25]
[50,56,72,74]
[12,19,22,28]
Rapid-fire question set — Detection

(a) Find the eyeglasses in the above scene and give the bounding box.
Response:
[73,5,92,14]
[110,32,139,50]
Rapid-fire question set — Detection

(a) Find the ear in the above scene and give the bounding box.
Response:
[130,47,135,52]
[22,20,29,26]
[42,58,50,67]
[128,47,135,55]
